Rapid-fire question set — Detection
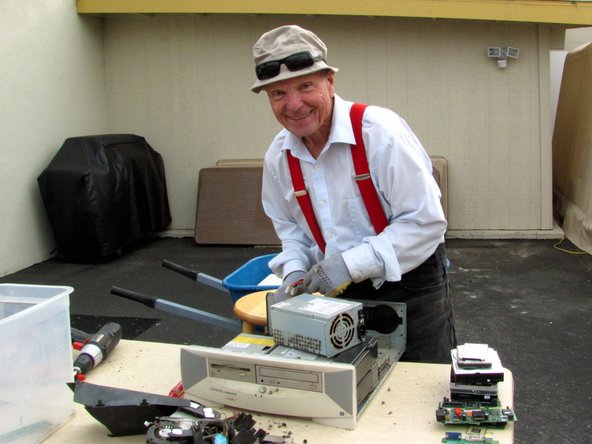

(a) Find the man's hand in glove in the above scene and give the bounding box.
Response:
[272,270,306,303]
[303,254,352,297]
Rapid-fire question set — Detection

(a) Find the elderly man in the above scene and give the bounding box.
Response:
[252,25,456,363]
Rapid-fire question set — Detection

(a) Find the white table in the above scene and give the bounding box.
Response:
[45,340,514,443]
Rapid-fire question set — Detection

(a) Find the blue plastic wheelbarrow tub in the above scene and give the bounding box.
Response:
[222,253,279,302]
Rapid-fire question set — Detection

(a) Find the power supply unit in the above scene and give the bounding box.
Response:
[268,294,366,358]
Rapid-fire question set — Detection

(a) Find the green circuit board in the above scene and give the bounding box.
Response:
[436,399,516,427]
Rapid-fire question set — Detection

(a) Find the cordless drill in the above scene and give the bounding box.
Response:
[72,322,122,380]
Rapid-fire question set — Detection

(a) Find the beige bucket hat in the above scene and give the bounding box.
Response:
[251,25,338,93]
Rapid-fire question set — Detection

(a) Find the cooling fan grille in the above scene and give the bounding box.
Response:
[329,313,355,349]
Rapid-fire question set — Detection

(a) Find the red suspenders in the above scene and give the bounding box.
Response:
[349,103,389,235]
[287,152,327,252]
[287,103,388,253]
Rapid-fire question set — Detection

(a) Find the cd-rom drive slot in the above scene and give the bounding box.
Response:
[257,365,323,392]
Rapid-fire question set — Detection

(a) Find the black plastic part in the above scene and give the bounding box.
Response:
[362,304,402,334]
[73,353,94,374]
[162,260,199,281]
[94,322,123,359]
[356,308,367,341]
[71,327,91,343]
[111,286,157,309]
[71,381,195,436]
[232,413,256,431]
[146,425,195,443]
[37,134,171,262]
[230,428,257,444]
[435,408,447,422]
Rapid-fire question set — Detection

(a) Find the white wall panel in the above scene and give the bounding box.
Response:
[0,0,108,276]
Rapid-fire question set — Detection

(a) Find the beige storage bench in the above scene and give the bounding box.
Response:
[194,166,280,245]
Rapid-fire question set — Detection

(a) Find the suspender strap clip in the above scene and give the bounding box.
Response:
[354,173,372,181]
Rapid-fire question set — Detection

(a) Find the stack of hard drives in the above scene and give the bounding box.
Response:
[436,343,516,428]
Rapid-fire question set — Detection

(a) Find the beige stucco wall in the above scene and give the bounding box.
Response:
[0,0,108,276]
[104,15,557,238]
[0,10,565,276]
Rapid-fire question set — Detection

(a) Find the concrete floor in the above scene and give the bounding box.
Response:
[2,237,591,443]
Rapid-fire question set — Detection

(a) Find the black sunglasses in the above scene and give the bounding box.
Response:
[256,51,324,81]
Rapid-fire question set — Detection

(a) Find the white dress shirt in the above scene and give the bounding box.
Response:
[262,95,446,287]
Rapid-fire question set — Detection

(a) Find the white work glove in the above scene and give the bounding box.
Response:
[303,254,353,297]
[272,270,306,303]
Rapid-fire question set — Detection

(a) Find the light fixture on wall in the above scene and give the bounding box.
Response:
[487,46,520,69]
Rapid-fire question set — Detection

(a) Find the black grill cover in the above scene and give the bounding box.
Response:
[38,134,171,261]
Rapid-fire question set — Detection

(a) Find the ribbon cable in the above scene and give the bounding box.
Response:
[286,103,388,253]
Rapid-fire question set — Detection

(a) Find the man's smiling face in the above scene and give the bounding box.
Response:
[265,70,335,146]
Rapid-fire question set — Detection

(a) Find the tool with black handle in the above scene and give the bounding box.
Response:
[111,286,243,332]
[72,322,122,380]
[161,259,228,293]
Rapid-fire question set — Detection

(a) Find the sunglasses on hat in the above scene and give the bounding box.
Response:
[255,51,324,81]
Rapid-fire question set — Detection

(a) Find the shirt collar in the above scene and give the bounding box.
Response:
[328,95,356,146]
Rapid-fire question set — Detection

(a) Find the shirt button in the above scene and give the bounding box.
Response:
[326,231,334,239]
[314,164,320,170]
[319,199,327,205]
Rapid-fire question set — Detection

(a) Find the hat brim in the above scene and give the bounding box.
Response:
[251,61,338,93]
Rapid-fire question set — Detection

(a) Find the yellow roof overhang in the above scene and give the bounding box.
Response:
[76,0,592,26]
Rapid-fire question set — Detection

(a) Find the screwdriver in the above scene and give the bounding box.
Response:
[72,322,122,381]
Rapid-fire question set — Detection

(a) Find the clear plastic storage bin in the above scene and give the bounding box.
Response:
[0,284,75,443]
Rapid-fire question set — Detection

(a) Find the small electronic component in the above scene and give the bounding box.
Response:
[441,430,499,443]
[145,412,290,444]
